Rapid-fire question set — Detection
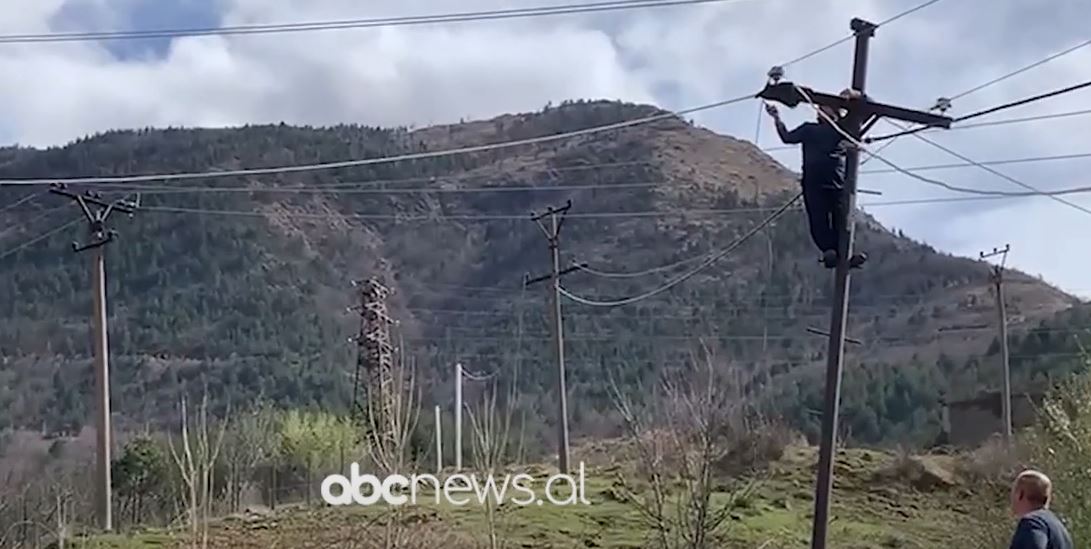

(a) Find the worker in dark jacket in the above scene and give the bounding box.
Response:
[765,91,866,269]
[1008,470,1073,549]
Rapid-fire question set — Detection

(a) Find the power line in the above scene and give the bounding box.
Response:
[0,0,748,44]
[0,218,82,260]
[867,79,1091,143]
[955,79,1091,124]
[86,151,1091,196]
[0,190,43,213]
[404,351,1088,363]
[135,189,1084,223]
[460,368,498,382]
[574,252,710,278]
[405,284,1004,304]
[0,94,755,187]
[948,38,1091,102]
[950,108,1091,130]
[89,159,655,192]
[861,152,1091,175]
[104,180,671,196]
[559,193,801,307]
[138,204,786,220]
[0,205,68,241]
[903,126,1091,216]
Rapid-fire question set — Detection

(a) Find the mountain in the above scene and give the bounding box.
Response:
[0,100,1081,448]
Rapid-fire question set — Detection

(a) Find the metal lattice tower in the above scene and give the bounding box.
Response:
[353,277,396,443]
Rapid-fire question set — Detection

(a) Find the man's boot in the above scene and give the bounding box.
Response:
[849,252,868,269]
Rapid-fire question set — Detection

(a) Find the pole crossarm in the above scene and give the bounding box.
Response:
[524,263,587,287]
[49,182,138,252]
[530,199,572,222]
[757,82,953,129]
[49,183,137,214]
[980,244,1011,264]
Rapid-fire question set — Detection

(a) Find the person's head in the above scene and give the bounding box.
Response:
[817,88,861,122]
[1010,470,1052,516]
[816,105,839,122]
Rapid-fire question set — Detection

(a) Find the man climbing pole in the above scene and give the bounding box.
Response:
[765,89,867,269]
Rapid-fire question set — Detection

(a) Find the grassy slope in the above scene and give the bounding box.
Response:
[84,446,985,549]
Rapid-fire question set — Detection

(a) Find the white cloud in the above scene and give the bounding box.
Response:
[0,0,654,144]
[0,0,1089,297]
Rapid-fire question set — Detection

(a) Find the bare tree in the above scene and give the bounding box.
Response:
[610,346,757,549]
[465,367,521,549]
[362,348,423,549]
[168,394,227,549]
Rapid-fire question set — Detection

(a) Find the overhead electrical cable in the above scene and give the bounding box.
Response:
[0,0,751,44]
[137,189,1091,223]
[0,218,82,260]
[90,151,1091,196]
[947,38,1091,102]
[867,78,1091,143]
[558,193,801,307]
[0,190,43,213]
[0,94,755,187]
[900,123,1091,216]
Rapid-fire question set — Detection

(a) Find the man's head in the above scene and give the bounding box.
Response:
[816,105,840,122]
[816,88,862,122]
[1010,470,1052,516]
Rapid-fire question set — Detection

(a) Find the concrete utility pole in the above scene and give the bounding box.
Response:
[434,405,443,473]
[455,362,463,471]
[525,200,583,474]
[48,183,137,532]
[758,18,953,549]
[981,244,1012,445]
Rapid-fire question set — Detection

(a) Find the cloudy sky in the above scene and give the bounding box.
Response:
[2,0,1089,297]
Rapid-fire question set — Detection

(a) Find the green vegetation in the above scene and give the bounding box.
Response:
[75,445,986,549]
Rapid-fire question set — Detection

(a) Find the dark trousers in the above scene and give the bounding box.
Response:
[801,172,844,253]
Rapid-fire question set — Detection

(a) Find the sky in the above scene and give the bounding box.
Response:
[1,0,1089,297]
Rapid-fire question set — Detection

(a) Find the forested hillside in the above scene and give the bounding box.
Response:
[0,100,1082,449]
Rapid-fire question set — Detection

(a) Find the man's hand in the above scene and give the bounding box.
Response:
[764,103,779,119]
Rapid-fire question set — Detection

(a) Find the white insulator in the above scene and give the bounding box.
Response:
[767,65,785,83]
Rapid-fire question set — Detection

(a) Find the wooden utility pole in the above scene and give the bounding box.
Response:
[981,244,1012,444]
[758,18,952,549]
[525,200,582,474]
[48,183,137,532]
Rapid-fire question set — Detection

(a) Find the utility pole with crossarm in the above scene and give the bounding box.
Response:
[981,244,1012,446]
[524,200,586,474]
[48,182,137,532]
[757,18,953,549]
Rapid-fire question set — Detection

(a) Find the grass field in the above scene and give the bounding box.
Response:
[76,445,997,548]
